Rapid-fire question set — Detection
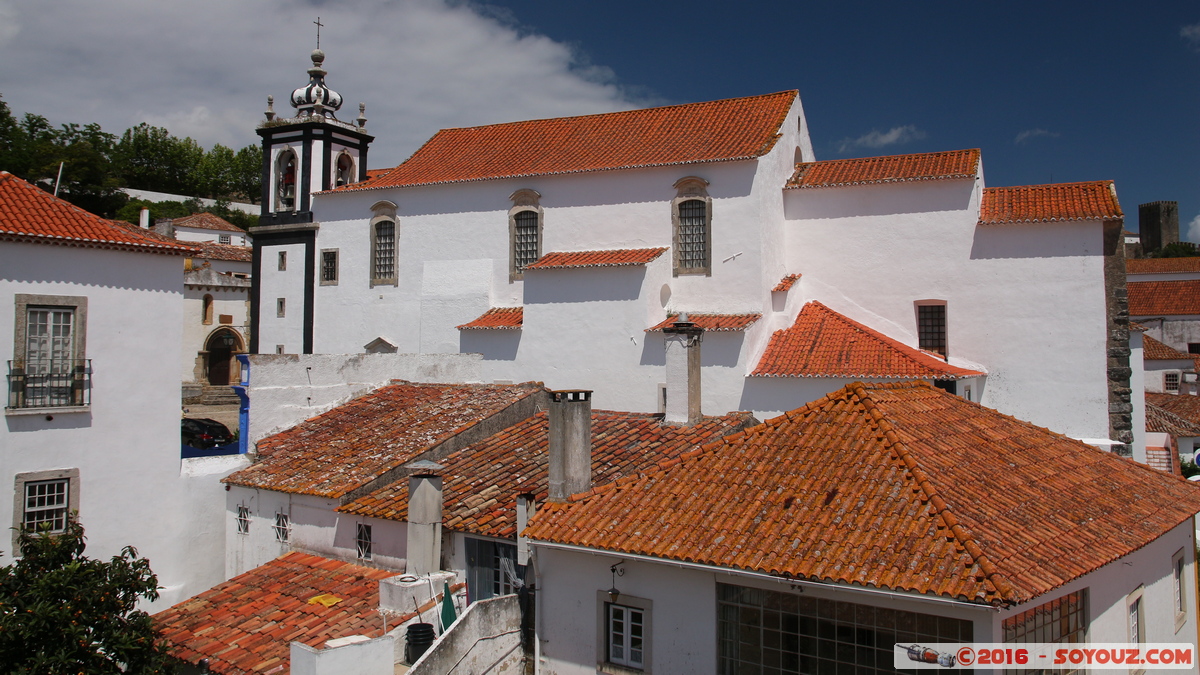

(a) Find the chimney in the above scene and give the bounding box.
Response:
[663,313,703,425]
[547,390,592,503]
[405,460,444,576]
[138,207,150,229]
[1139,201,1179,253]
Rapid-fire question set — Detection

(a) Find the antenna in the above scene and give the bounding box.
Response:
[313,17,323,49]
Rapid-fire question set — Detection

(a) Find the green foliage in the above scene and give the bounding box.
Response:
[0,519,175,674]
[1181,460,1200,479]
[232,145,263,205]
[1154,242,1200,258]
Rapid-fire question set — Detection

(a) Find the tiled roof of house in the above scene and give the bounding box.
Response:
[0,172,197,255]
[1127,257,1200,275]
[526,382,1200,606]
[223,381,545,500]
[786,149,980,189]
[524,247,668,270]
[1146,403,1200,437]
[194,240,253,263]
[645,313,762,332]
[1143,335,1195,362]
[173,212,245,233]
[978,181,1123,224]
[154,552,397,675]
[340,410,757,538]
[457,307,523,330]
[1147,393,1200,429]
[772,273,801,292]
[1129,280,1200,316]
[751,301,984,380]
[329,92,796,191]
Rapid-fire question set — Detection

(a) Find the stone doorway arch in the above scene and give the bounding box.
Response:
[204,328,244,386]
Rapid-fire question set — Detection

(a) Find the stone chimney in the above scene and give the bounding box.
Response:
[663,313,703,425]
[405,460,444,576]
[547,390,592,503]
[138,207,150,229]
[1139,201,1179,253]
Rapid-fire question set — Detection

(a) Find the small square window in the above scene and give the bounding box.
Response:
[1166,372,1181,392]
[1189,343,1200,355]
[219,234,231,245]
[356,523,372,560]
[12,469,80,549]
[275,345,285,355]
[278,251,287,271]
[236,505,250,535]
[274,512,290,543]
[276,298,286,318]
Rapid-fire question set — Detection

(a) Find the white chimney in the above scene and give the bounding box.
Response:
[663,314,703,425]
[405,460,444,576]
[138,207,150,229]
[547,390,592,503]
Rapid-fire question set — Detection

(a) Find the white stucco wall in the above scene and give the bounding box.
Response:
[175,227,249,247]
[182,284,249,382]
[1131,331,1147,461]
[258,241,308,354]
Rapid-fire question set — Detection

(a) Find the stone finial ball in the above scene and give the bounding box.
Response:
[311,49,325,65]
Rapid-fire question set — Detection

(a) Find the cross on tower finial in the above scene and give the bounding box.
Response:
[314,17,323,49]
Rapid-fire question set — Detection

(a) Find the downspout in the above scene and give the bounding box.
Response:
[233,354,251,454]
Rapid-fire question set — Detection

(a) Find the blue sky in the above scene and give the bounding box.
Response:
[1,1,1195,236]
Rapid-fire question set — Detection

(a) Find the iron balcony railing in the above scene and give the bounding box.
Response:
[7,359,91,409]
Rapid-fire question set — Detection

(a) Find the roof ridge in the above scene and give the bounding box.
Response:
[985,179,1114,191]
[796,148,980,167]
[848,382,1016,604]
[1147,403,1200,436]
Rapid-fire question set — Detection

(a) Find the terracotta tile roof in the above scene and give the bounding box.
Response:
[1143,335,1194,362]
[154,552,437,675]
[329,92,795,192]
[751,301,983,380]
[772,274,801,292]
[1128,280,1200,316]
[524,247,667,270]
[1129,322,1148,332]
[1127,257,1200,275]
[173,212,245,233]
[340,410,757,538]
[1147,393,1200,428]
[786,149,980,189]
[457,307,523,330]
[645,313,761,332]
[224,381,545,500]
[526,382,1200,606]
[193,240,253,263]
[0,172,197,255]
[978,181,1123,224]
[1147,403,1200,437]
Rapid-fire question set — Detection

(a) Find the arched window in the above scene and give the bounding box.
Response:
[369,201,399,287]
[335,152,355,187]
[275,149,297,212]
[202,294,213,325]
[509,189,543,280]
[672,177,711,276]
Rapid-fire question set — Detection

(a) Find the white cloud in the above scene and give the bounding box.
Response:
[1186,214,1200,244]
[837,125,925,153]
[1182,23,1200,49]
[1015,128,1060,145]
[0,0,647,166]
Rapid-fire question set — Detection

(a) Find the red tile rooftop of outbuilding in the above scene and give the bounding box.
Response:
[1146,402,1200,437]
[786,149,980,189]
[172,212,245,233]
[327,92,796,191]
[525,381,1200,606]
[223,381,545,500]
[0,172,197,255]
[1128,280,1200,316]
[457,307,523,330]
[751,301,983,380]
[340,410,757,538]
[524,247,667,270]
[1143,335,1194,362]
[978,181,1123,224]
[772,274,801,292]
[645,313,761,332]
[193,240,253,263]
[1126,257,1200,275]
[1147,393,1200,429]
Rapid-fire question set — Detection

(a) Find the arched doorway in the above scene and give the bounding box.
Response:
[205,329,243,385]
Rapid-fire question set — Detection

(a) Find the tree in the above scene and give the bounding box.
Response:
[1155,242,1200,258]
[232,144,263,204]
[113,123,204,195]
[0,520,174,674]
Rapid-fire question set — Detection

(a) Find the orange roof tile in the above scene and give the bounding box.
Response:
[786,149,980,189]
[340,410,756,538]
[526,382,1200,606]
[1127,257,1200,275]
[331,92,796,191]
[1129,280,1200,316]
[224,381,545,500]
[645,313,761,332]
[1147,393,1200,429]
[1143,335,1195,362]
[0,172,197,255]
[1147,402,1200,437]
[155,552,415,675]
[457,307,523,330]
[978,181,1123,224]
[193,240,253,263]
[173,212,245,233]
[752,301,983,380]
[524,247,667,270]
[772,273,801,292]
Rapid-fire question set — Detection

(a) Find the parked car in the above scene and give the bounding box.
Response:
[181,418,234,449]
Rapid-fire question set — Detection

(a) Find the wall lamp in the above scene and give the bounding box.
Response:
[607,561,625,603]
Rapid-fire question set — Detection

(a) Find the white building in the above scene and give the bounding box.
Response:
[156,211,251,247]
[181,243,252,388]
[0,172,227,605]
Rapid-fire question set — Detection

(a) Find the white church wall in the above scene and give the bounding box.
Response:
[257,241,308,355]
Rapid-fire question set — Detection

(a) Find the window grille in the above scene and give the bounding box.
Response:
[676,199,708,271]
[1129,596,1143,643]
[1003,589,1088,674]
[219,234,231,245]
[322,250,338,283]
[236,505,250,534]
[608,604,645,669]
[274,513,290,543]
[356,523,372,560]
[373,221,396,281]
[918,305,947,356]
[12,307,89,409]
[513,211,540,272]
[23,479,69,534]
[1166,372,1181,392]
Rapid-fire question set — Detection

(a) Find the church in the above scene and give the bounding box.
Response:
[250,48,1135,458]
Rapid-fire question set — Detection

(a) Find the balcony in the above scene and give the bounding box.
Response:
[7,359,91,410]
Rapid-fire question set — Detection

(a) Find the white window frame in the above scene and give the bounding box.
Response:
[596,590,651,673]
[10,294,88,412]
[356,522,372,560]
[508,189,543,281]
[671,177,712,277]
[12,468,80,551]
[369,201,399,287]
[236,504,250,535]
[1173,548,1187,632]
[274,511,291,543]
[1165,372,1181,393]
[219,234,231,245]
